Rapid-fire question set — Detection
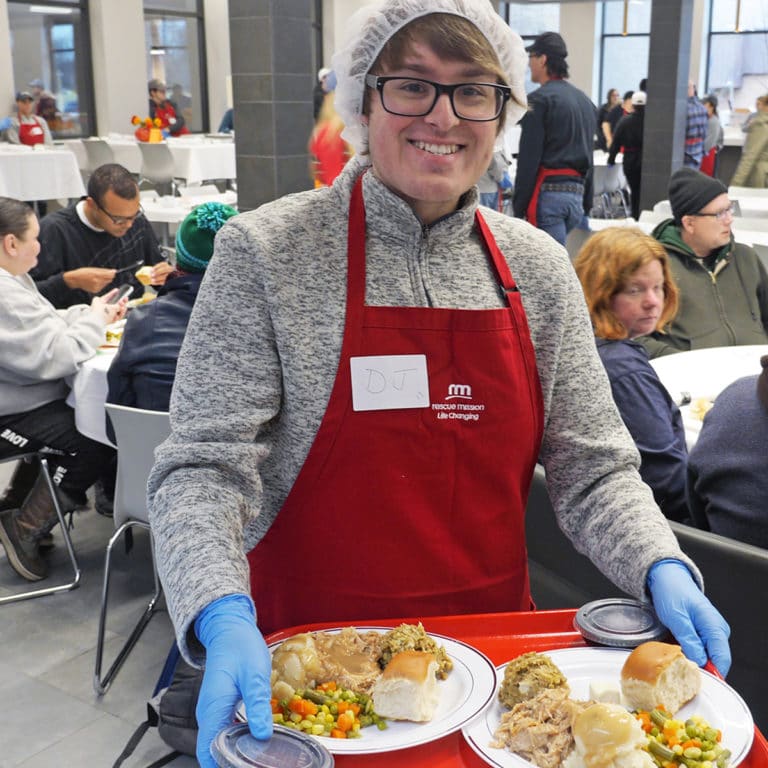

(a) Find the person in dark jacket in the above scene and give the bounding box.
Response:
[609,90,645,220]
[643,167,768,358]
[513,32,597,245]
[574,227,689,522]
[596,88,619,151]
[686,355,768,546]
[107,202,238,417]
[30,163,173,308]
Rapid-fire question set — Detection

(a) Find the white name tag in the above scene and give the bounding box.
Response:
[350,354,430,412]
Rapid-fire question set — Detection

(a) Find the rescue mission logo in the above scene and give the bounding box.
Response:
[432,383,486,423]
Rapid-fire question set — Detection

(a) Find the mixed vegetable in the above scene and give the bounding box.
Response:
[271,680,387,739]
[636,708,731,768]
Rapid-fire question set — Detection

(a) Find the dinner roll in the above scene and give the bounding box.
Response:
[620,642,701,715]
[135,266,154,286]
[371,650,439,722]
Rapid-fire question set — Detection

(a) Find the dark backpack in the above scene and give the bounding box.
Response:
[113,642,202,768]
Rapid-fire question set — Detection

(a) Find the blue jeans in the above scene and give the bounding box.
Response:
[479,191,499,210]
[536,189,589,246]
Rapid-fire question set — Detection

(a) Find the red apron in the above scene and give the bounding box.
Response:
[700,147,717,177]
[18,116,44,146]
[526,167,582,226]
[248,174,544,635]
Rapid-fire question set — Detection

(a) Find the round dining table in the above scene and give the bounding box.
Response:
[650,344,768,448]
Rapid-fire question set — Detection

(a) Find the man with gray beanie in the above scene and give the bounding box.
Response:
[513,31,597,245]
[643,167,768,358]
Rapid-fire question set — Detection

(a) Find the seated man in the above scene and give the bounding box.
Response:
[686,355,768,548]
[642,167,768,358]
[30,163,173,309]
[107,202,238,414]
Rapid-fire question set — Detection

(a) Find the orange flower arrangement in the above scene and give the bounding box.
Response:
[131,115,164,142]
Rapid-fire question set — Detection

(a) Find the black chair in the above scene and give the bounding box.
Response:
[0,452,81,604]
[525,463,768,732]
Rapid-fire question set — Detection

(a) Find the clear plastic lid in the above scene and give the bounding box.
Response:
[211,724,335,768]
[574,598,669,648]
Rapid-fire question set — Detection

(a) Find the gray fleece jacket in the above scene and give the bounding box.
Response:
[147,156,699,663]
[0,268,105,416]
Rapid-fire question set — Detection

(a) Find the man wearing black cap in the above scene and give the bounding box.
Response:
[513,31,597,245]
[643,167,768,357]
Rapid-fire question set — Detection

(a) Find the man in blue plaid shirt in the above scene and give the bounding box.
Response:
[684,80,708,168]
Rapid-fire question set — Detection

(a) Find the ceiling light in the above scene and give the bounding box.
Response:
[29,5,73,13]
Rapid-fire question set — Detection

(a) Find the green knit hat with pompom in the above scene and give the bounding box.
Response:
[174,201,237,272]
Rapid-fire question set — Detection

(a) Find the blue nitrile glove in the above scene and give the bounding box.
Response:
[194,594,273,768]
[647,559,731,677]
[0,117,11,132]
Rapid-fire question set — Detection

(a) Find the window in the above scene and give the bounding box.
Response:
[7,0,94,138]
[598,0,651,104]
[144,0,206,133]
[706,0,768,123]
[497,2,560,93]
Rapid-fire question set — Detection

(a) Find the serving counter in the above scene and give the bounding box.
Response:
[265,610,768,768]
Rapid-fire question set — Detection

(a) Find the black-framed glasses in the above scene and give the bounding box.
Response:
[365,74,511,122]
[688,203,736,222]
[93,198,144,225]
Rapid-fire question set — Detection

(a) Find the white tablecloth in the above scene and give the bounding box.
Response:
[650,344,768,448]
[93,136,236,183]
[166,138,236,183]
[66,351,116,446]
[0,146,85,200]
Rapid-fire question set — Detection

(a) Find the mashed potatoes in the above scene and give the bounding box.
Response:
[563,703,655,768]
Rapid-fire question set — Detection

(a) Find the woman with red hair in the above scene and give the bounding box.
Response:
[574,227,688,522]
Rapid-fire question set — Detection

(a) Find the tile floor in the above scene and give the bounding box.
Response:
[0,462,195,768]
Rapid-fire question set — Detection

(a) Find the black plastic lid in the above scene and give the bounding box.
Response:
[574,598,669,648]
[211,724,335,768]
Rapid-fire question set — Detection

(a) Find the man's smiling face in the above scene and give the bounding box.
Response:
[366,40,499,225]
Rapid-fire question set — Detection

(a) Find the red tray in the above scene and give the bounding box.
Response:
[266,609,768,768]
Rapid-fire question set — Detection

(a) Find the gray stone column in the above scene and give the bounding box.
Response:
[640,0,695,211]
[228,0,316,211]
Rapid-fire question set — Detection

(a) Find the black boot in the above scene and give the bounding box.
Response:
[0,459,40,514]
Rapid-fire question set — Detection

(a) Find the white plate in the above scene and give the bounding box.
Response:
[242,626,497,755]
[462,647,754,768]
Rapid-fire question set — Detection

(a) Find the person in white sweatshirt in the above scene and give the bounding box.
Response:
[0,197,127,582]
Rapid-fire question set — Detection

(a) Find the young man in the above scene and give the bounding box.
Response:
[2,91,53,147]
[146,5,729,765]
[30,163,173,308]
[643,167,768,357]
[512,31,597,245]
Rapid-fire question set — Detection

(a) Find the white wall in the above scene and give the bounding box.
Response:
[204,0,230,130]
[89,0,148,135]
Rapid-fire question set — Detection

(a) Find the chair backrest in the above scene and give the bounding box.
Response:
[653,199,672,215]
[138,142,176,185]
[81,138,115,173]
[565,227,592,262]
[105,404,170,527]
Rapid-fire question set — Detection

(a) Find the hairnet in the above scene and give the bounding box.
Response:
[331,0,528,154]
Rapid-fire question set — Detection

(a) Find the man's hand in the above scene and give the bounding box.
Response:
[647,559,731,677]
[194,595,273,767]
[63,267,117,293]
[149,261,174,286]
